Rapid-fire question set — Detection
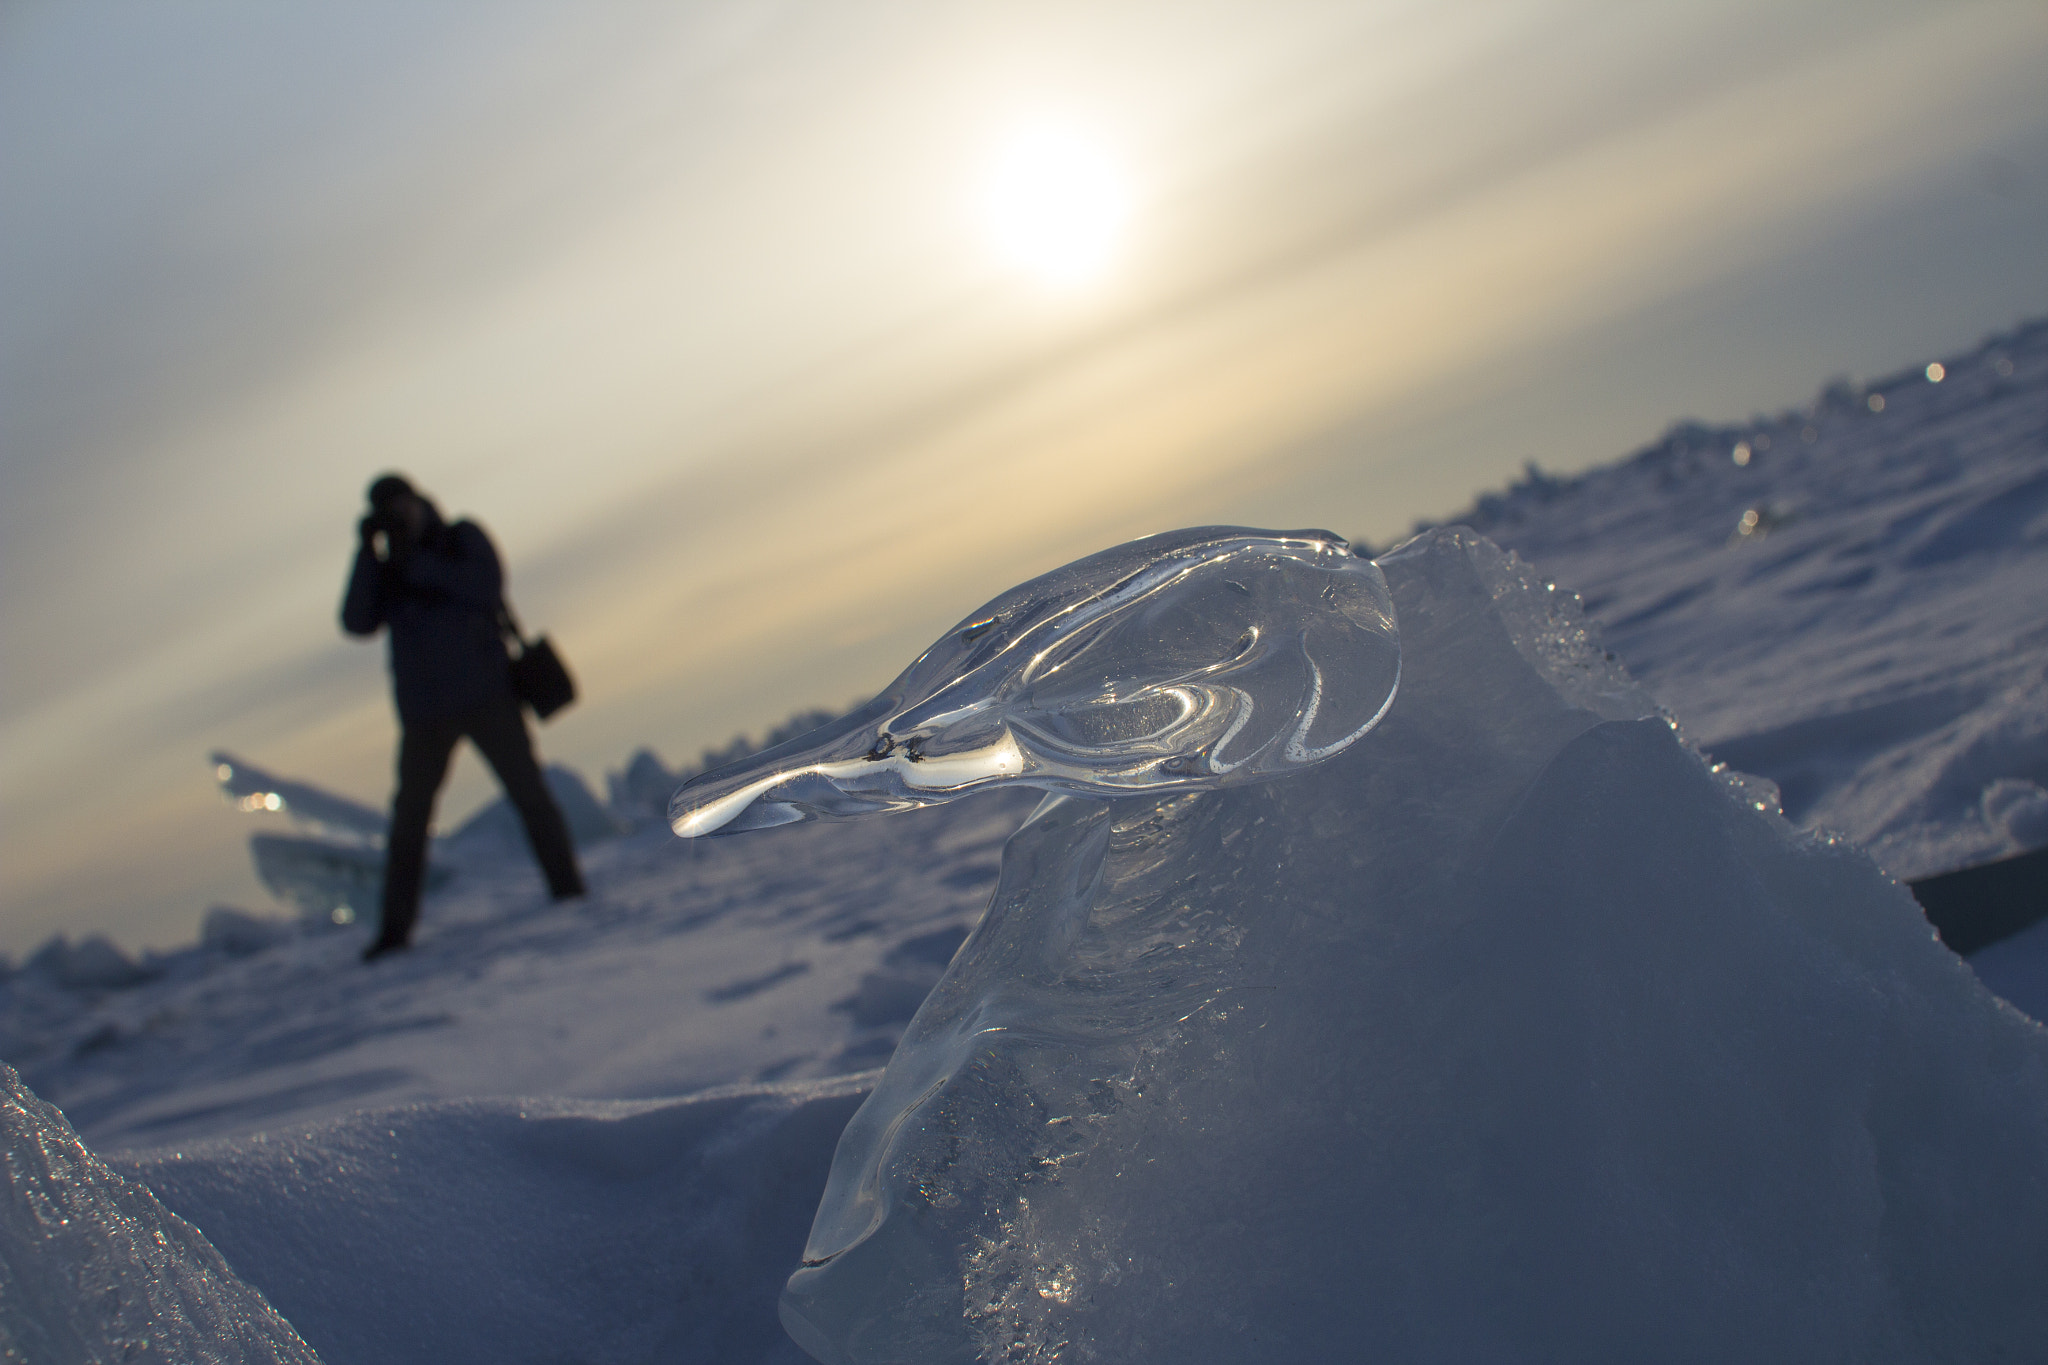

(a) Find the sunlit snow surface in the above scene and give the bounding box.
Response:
[667,526,2048,1363]
[1457,321,2048,881]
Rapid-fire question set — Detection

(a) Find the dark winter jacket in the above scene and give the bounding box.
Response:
[341,516,514,724]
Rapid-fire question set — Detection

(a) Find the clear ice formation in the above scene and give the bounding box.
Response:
[669,527,1399,837]
[212,751,389,842]
[672,526,2048,1364]
[214,754,616,928]
[0,1061,322,1363]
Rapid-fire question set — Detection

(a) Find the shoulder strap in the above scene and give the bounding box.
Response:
[498,598,528,648]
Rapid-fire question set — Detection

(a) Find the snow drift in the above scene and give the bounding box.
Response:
[112,1076,872,1365]
[682,527,2048,1363]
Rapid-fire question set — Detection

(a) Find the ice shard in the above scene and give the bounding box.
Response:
[211,752,388,842]
[1,1061,322,1363]
[674,527,2048,1364]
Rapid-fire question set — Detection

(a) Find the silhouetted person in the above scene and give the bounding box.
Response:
[342,474,583,962]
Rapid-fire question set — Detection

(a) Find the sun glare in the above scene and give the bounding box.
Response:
[980,123,1130,288]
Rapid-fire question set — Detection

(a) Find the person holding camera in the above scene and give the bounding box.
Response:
[341,474,583,962]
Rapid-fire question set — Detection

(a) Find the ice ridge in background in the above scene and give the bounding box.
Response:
[1432,318,2048,881]
[195,714,847,942]
[211,754,388,842]
[684,527,2048,1364]
[210,754,618,931]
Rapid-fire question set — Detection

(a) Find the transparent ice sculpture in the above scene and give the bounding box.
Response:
[670,527,1399,838]
[672,526,1402,1359]
[671,526,2048,1364]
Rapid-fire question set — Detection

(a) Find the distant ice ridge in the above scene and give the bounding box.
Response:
[1442,318,2048,880]
[682,527,2048,1364]
[0,1061,320,1364]
[192,714,845,942]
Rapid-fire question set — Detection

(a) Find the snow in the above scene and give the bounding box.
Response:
[1981,777,2048,849]
[3,320,2047,1361]
[5,789,1034,1154]
[20,934,155,992]
[1964,912,2048,1026]
[115,1077,870,1365]
[1440,321,2048,881]
[199,908,295,960]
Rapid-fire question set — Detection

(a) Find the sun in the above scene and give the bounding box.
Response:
[979,122,1131,289]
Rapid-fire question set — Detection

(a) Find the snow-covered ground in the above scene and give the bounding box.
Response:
[6,789,1034,1156]
[4,319,2045,1362]
[1437,320,2048,884]
[1441,317,2048,1026]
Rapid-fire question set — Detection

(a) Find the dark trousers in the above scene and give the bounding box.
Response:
[375,696,584,948]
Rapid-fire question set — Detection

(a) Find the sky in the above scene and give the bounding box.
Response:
[3,0,2046,956]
